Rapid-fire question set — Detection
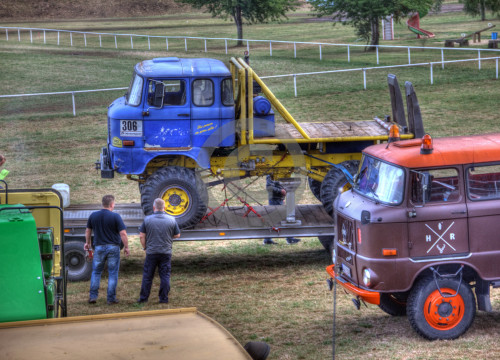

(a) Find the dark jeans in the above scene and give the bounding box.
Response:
[89,244,121,302]
[139,253,172,303]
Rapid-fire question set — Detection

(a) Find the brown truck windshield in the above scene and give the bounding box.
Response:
[354,155,405,205]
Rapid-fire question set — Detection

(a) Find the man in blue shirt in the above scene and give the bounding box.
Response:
[85,195,129,304]
[137,198,180,304]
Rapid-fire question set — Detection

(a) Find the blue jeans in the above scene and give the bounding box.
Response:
[139,253,172,303]
[89,244,121,302]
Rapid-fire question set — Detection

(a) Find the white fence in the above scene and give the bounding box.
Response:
[2,26,500,66]
[1,55,498,116]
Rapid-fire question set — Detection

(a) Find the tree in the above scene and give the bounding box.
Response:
[178,0,299,46]
[309,0,441,50]
[460,0,500,21]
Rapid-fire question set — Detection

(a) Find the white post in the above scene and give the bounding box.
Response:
[363,69,367,90]
[99,35,102,47]
[293,75,297,97]
[148,36,151,50]
[270,41,272,56]
[57,31,60,45]
[5,29,8,41]
[30,30,32,43]
[478,50,481,70]
[225,39,227,54]
[84,33,87,47]
[347,45,350,62]
[185,38,187,52]
[43,30,46,44]
[430,63,434,85]
[70,32,73,46]
[72,92,76,117]
[376,46,379,65]
[441,49,444,69]
[247,40,249,53]
[319,44,322,60]
[294,42,296,58]
[130,36,133,49]
[496,58,499,79]
[18,28,20,41]
[115,36,117,49]
[166,38,169,51]
[408,47,411,64]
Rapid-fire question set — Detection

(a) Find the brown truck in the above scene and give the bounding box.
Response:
[327,82,500,340]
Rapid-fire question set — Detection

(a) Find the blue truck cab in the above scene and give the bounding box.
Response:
[100,57,239,177]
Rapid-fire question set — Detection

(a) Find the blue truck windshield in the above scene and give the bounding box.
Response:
[127,73,143,106]
[354,155,405,204]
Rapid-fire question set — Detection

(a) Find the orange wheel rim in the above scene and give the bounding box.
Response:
[423,287,465,330]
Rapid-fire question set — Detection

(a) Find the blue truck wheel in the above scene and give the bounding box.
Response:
[141,166,208,229]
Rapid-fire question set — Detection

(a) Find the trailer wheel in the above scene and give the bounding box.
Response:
[320,160,359,216]
[65,241,92,282]
[141,166,208,229]
[308,177,322,202]
[407,276,476,340]
[379,293,408,316]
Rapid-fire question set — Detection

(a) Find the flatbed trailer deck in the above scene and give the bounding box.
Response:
[63,203,334,241]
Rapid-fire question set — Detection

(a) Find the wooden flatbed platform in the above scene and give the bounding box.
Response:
[269,121,389,140]
[63,203,334,241]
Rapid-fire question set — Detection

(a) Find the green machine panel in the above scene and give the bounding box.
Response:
[0,204,47,322]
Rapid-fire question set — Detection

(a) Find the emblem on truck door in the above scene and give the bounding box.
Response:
[425,222,456,254]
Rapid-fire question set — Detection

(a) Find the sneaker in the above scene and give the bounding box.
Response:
[137,299,148,304]
[263,239,278,245]
[159,300,169,304]
[107,300,120,305]
[286,238,301,244]
[88,298,97,304]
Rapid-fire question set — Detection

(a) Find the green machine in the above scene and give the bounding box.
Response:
[0,184,66,322]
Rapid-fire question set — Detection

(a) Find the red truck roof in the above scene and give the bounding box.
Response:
[364,133,500,168]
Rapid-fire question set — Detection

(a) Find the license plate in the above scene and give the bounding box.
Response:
[120,120,142,137]
[341,263,351,278]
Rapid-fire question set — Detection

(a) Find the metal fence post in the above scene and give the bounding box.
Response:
[376,46,379,64]
[478,50,481,70]
[496,58,499,79]
[430,63,434,85]
[5,29,7,41]
[99,35,102,47]
[441,49,444,69]
[130,35,133,49]
[408,47,411,64]
[166,38,169,51]
[57,31,60,45]
[84,33,87,47]
[204,39,207,52]
[185,37,187,52]
[294,42,296,58]
[363,69,367,90]
[319,44,322,60]
[30,30,32,43]
[270,41,272,56]
[225,39,227,54]
[115,36,117,49]
[43,30,46,44]
[70,32,73,46]
[148,36,151,50]
[71,92,76,116]
[347,45,350,63]
[293,74,297,97]
[18,28,20,42]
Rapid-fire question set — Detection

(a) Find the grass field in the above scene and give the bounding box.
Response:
[2,3,500,359]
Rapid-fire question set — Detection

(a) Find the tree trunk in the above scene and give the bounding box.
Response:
[367,18,380,51]
[480,0,486,21]
[233,6,243,46]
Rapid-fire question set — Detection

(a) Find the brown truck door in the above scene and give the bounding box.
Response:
[407,167,469,259]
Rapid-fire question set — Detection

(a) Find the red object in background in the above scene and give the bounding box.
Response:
[86,249,93,262]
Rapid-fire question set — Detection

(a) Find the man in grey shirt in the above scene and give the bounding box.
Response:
[137,198,180,304]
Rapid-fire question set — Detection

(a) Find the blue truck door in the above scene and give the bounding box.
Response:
[143,78,191,149]
[191,78,222,148]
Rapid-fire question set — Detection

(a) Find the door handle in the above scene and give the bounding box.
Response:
[451,210,466,214]
[178,113,190,117]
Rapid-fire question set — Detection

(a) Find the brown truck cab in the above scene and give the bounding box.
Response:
[328,132,500,340]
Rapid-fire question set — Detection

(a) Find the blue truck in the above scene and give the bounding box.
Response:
[97,57,423,229]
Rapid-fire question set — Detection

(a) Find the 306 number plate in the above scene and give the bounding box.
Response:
[120,120,142,137]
